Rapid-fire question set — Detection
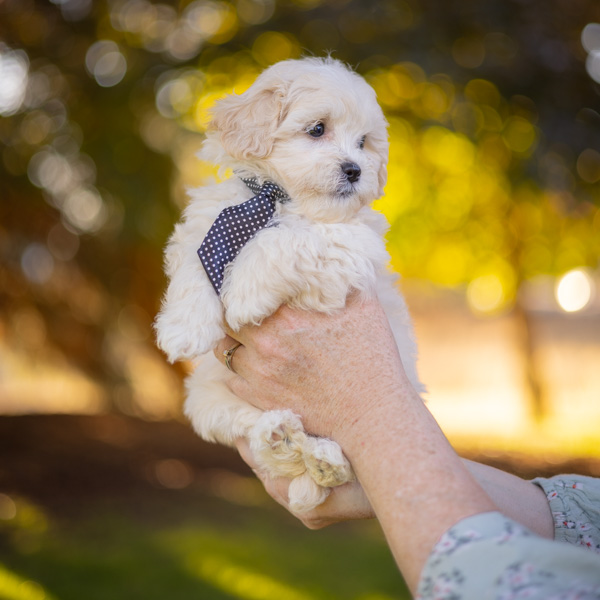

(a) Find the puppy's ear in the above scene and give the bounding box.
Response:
[209,85,286,160]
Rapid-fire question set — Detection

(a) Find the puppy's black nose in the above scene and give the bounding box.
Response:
[341,162,361,183]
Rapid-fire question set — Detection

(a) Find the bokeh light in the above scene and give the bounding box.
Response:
[0,493,17,520]
[581,22,600,53]
[49,0,92,21]
[585,50,600,84]
[582,22,600,83]
[0,44,29,116]
[555,269,594,313]
[252,31,301,65]
[154,458,194,489]
[85,40,128,87]
[62,187,107,233]
[20,244,55,285]
[0,563,56,600]
[577,148,600,183]
[467,274,505,314]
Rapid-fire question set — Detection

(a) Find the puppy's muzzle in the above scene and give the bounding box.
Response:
[341,162,361,183]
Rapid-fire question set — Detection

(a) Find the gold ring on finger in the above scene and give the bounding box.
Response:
[223,342,242,373]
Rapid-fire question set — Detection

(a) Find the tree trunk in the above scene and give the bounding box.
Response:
[513,298,546,422]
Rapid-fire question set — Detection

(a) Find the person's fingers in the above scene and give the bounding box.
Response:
[235,439,373,529]
[234,438,291,508]
[222,304,299,345]
[222,320,257,345]
[216,340,272,408]
[222,322,241,340]
[235,438,257,469]
[293,482,374,529]
[214,334,247,376]
[214,334,240,362]
[260,475,291,508]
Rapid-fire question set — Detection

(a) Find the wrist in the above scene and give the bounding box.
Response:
[333,377,421,464]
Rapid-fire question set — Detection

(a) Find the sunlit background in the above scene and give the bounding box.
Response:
[1,0,600,598]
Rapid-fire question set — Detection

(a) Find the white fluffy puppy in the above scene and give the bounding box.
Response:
[155,57,423,512]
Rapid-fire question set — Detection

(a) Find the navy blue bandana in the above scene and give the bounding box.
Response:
[198,177,290,296]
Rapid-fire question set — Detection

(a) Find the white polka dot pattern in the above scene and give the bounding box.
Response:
[197,178,290,295]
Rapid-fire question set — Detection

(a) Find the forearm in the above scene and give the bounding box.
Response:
[462,459,553,539]
[338,384,496,593]
[342,422,553,591]
[342,435,553,591]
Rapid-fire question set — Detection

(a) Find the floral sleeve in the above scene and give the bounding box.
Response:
[416,511,600,600]
[531,475,600,553]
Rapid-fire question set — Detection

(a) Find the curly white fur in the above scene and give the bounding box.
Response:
[154,57,424,513]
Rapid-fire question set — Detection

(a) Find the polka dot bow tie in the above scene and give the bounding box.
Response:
[197,177,290,296]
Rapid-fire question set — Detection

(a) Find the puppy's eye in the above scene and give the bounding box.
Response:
[358,135,366,149]
[307,122,325,138]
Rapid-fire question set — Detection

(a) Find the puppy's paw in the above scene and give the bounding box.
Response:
[155,313,223,362]
[155,270,224,362]
[288,471,331,513]
[249,410,307,479]
[221,272,282,331]
[303,436,355,488]
[223,297,272,331]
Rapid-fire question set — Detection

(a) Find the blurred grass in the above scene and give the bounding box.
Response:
[0,495,408,600]
[0,415,409,600]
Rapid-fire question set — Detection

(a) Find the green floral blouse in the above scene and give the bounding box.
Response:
[416,475,600,599]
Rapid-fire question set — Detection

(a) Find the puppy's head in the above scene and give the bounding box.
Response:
[204,57,389,222]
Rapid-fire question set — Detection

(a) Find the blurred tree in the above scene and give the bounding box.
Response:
[0,0,599,418]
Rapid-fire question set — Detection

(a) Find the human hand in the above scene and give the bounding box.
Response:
[235,438,375,528]
[215,294,415,443]
[216,296,497,593]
